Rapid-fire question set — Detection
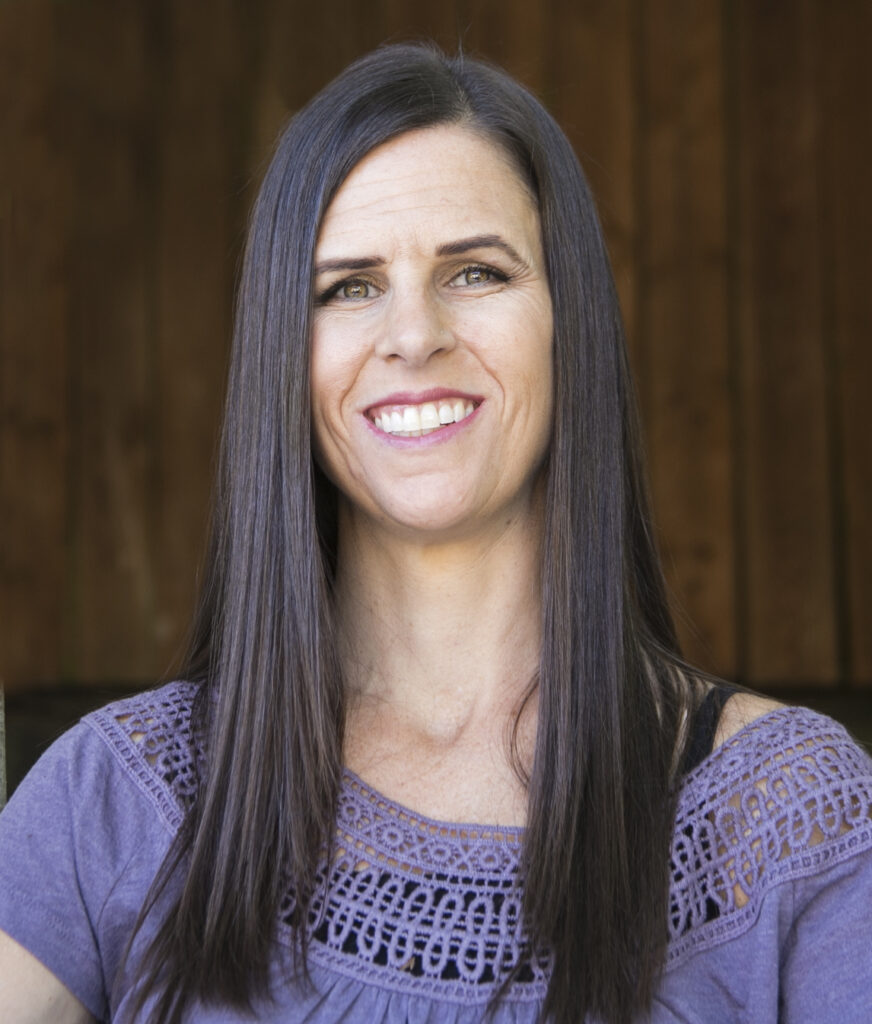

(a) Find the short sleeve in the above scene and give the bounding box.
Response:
[780,846,872,1023]
[0,721,172,1020]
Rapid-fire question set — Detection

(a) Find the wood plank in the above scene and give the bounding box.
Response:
[150,0,252,674]
[0,1,68,691]
[547,0,637,358]
[734,0,837,686]
[459,0,550,97]
[53,1,160,683]
[372,0,470,56]
[247,1,554,219]
[637,0,735,675]
[819,1,872,685]
[251,0,548,169]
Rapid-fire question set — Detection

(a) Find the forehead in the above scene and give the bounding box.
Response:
[316,126,540,253]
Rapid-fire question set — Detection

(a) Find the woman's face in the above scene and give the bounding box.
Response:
[310,125,553,542]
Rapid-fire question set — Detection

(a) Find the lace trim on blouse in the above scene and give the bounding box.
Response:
[87,682,872,1002]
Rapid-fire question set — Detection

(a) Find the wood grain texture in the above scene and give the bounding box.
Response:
[0,1,68,687]
[1,0,869,693]
[549,0,637,354]
[637,0,735,675]
[150,0,251,674]
[52,2,159,682]
[733,0,837,684]
[819,1,872,685]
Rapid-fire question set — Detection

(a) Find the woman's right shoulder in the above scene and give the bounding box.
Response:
[3,679,205,840]
[80,679,205,829]
[0,680,204,1020]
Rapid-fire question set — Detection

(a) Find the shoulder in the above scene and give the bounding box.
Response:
[679,699,872,858]
[712,690,784,748]
[81,679,204,831]
[0,680,202,1019]
[668,700,872,963]
[0,679,203,845]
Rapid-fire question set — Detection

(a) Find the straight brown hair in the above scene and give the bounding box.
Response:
[130,42,695,1024]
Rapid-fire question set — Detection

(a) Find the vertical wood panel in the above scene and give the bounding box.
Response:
[0,1,68,688]
[54,2,159,681]
[820,2,872,686]
[461,0,550,96]
[1,0,870,694]
[734,0,837,684]
[638,0,735,674]
[151,0,251,672]
[549,0,637,350]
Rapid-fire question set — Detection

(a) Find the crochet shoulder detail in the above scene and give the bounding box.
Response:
[80,689,872,997]
[85,680,203,833]
[668,705,872,965]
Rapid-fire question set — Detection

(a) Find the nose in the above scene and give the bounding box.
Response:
[375,286,456,366]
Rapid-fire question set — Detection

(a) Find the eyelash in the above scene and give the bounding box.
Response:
[452,264,510,288]
[315,263,510,305]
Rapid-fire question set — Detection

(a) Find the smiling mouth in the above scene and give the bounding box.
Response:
[367,399,478,437]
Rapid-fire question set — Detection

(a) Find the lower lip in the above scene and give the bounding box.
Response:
[363,404,482,448]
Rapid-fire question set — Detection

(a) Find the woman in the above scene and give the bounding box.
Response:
[1,43,871,1024]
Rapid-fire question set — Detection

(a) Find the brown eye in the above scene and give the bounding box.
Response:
[463,267,491,285]
[342,280,370,299]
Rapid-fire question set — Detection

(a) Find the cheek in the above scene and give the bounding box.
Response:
[473,306,553,413]
[309,327,374,491]
[515,316,554,453]
[309,339,343,467]
[310,329,356,430]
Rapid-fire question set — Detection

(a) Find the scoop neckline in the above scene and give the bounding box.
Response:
[341,766,527,840]
[341,704,802,836]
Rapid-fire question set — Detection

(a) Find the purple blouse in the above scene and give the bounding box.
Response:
[1,680,872,1022]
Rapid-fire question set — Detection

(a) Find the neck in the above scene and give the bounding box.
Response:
[335,502,543,746]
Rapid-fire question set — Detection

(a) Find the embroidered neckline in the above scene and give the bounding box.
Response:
[88,682,872,999]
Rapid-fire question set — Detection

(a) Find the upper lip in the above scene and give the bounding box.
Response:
[364,388,484,413]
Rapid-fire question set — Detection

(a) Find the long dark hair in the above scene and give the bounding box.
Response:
[133,42,694,1024]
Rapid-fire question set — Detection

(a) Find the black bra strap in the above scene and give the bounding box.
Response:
[681,685,737,775]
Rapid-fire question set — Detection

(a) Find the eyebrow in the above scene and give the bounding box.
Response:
[435,234,525,263]
[312,255,386,275]
[313,234,526,277]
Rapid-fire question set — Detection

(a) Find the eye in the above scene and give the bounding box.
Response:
[340,280,371,300]
[463,266,491,285]
[316,276,379,305]
[449,264,509,288]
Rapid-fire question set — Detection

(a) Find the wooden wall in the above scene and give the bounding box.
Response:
[1,0,870,694]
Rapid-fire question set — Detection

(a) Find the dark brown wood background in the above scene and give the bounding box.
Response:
[2,0,870,699]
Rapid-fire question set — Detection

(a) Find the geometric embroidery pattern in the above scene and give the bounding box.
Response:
[91,683,872,1000]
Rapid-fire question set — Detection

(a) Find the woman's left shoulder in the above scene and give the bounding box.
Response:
[676,692,872,885]
[712,690,785,748]
[667,693,872,972]
[710,691,872,786]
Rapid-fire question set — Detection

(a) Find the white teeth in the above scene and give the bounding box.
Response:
[372,399,477,436]
[420,403,440,429]
[402,406,421,431]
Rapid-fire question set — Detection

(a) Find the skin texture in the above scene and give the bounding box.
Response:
[0,929,93,1023]
[715,691,783,747]
[311,126,554,544]
[311,127,553,825]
